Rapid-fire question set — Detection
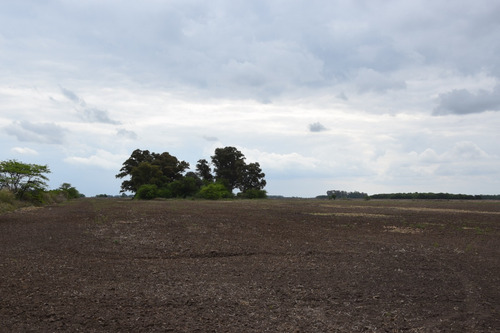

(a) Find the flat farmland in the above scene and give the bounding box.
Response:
[1,198,499,332]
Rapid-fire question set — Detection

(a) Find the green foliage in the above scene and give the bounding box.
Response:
[238,188,267,199]
[0,189,15,205]
[211,146,266,193]
[117,147,267,200]
[198,183,233,200]
[239,162,266,192]
[211,146,246,192]
[196,159,213,183]
[0,160,51,200]
[327,190,367,199]
[0,189,16,213]
[58,183,82,199]
[116,149,189,193]
[136,184,159,200]
[168,176,201,198]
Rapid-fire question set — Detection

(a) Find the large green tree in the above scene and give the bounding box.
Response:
[210,146,266,194]
[0,160,51,199]
[116,149,189,193]
[211,146,246,192]
[239,162,266,192]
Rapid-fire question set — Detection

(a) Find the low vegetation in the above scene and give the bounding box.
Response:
[0,159,83,213]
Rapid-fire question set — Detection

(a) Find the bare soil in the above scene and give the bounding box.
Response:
[1,198,499,332]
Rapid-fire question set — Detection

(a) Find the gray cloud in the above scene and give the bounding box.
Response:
[81,107,120,125]
[203,135,219,142]
[60,87,120,124]
[4,120,66,144]
[60,87,83,104]
[117,128,138,140]
[434,85,500,115]
[2,1,499,104]
[309,122,328,133]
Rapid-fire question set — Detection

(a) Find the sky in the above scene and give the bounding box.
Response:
[1,0,499,197]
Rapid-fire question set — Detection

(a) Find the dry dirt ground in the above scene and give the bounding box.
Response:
[1,198,499,332]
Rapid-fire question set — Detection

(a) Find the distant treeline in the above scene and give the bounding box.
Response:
[368,193,500,200]
[325,190,369,199]
[317,190,500,200]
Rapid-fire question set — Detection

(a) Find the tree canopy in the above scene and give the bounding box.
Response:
[0,160,51,199]
[117,147,267,199]
[116,149,190,193]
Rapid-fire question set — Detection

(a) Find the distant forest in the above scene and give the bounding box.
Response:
[318,190,500,200]
[369,193,500,200]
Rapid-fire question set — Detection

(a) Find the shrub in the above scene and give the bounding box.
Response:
[136,184,158,200]
[157,187,173,199]
[238,189,267,199]
[0,189,16,213]
[0,189,15,205]
[198,183,232,200]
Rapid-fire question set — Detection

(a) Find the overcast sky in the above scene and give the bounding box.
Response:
[1,0,499,197]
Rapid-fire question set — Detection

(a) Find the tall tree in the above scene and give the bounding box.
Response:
[211,146,246,192]
[195,159,213,183]
[116,149,155,192]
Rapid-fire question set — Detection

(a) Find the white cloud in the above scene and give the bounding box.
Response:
[64,150,128,170]
[11,147,39,155]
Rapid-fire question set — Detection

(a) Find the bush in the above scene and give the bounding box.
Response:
[238,189,267,199]
[157,187,173,199]
[136,184,159,200]
[0,189,15,205]
[198,183,232,200]
[0,189,16,213]
[168,177,200,198]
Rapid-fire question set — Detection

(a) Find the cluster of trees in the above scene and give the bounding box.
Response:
[0,159,82,208]
[116,146,267,200]
[317,190,499,201]
[326,190,368,200]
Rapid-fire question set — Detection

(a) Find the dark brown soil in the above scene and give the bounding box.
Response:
[1,198,499,332]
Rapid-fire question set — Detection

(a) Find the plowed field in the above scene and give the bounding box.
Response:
[1,199,499,332]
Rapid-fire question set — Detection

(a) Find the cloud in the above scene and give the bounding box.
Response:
[11,147,39,155]
[353,68,406,93]
[117,128,138,140]
[64,150,127,170]
[336,92,348,101]
[433,85,500,115]
[203,135,219,142]
[60,87,120,124]
[4,120,66,144]
[242,148,320,173]
[60,87,83,104]
[81,107,120,124]
[309,122,328,132]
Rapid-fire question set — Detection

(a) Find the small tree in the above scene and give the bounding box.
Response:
[0,160,51,199]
